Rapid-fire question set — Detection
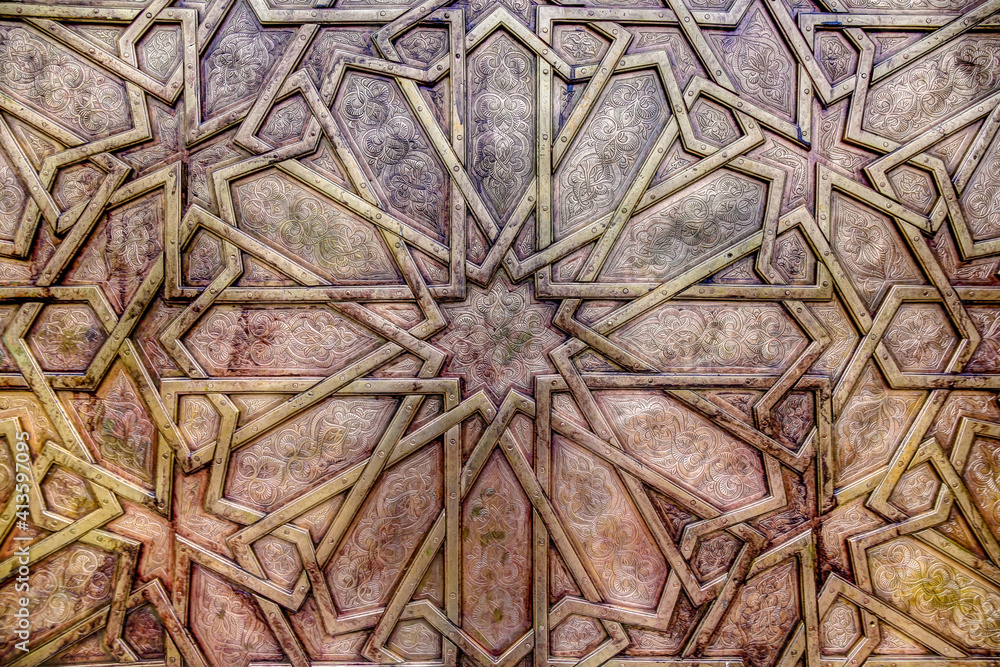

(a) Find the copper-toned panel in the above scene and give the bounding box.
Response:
[2,2,1000,667]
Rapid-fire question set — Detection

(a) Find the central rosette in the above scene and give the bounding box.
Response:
[435,278,564,401]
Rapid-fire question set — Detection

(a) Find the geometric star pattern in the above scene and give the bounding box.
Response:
[0,1,999,667]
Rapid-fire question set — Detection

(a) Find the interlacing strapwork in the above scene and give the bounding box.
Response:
[2,0,1000,666]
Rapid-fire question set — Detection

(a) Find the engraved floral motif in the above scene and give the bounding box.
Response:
[930,127,978,169]
[928,391,1000,448]
[71,368,156,482]
[550,551,580,602]
[254,536,301,586]
[866,38,1000,142]
[0,25,131,139]
[890,167,935,212]
[773,231,808,282]
[437,279,563,399]
[186,306,380,376]
[809,301,858,377]
[203,6,284,117]
[387,619,441,659]
[551,615,607,657]
[875,626,926,654]
[693,533,741,579]
[706,255,759,284]
[233,395,288,424]
[235,172,399,282]
[822,600,860,654]
[603,171,765,281]
[258,97,307,145]
[817,33,856,83]
[870,538,1000,650]
[832,195,924,308]
[890,462,940,515]
[964,437,1000,533]
[184,232,224,286]
[611,302,807,372]
[329,446,442,611]
[190,568,282,667]
[396,29,448,65]
[462,453,531,653]
[961,130,1000,241]
[53,164,103,211]
[818,104,870,174]
[694,102,738,144]
[556,29,605,63]
[714,9,795,118]
[883,304,957,373]
[125,605,166,658]
[835,365,923,486]
[41,467,99,519]
[138,26,181,80]
[338,73,446,233]
[28,304,106,372]
[469,33,534,221]
[600,392,768,509]
[226,397,395,511]
[554,439,666,609]
[0,545,117,661]
[77,26,122,52]
[179,395,221,448]
[556,72,668,235]
[706,560,800,667]
[759,143,808,202]
[66,194,163,312]
[966,307,1000,373]
[0,164,25,238]
[772,391,814,449]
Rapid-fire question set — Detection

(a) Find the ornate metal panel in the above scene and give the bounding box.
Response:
[4,1,1000,667]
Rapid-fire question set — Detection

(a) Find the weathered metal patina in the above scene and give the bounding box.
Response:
[0,1,999,666]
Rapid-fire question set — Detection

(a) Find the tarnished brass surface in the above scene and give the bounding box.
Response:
[1,1,1000,666]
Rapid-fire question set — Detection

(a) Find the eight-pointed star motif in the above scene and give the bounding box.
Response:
[435,278,564,400]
